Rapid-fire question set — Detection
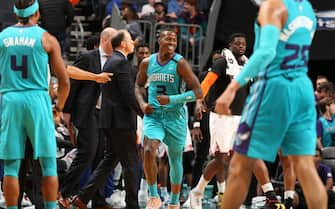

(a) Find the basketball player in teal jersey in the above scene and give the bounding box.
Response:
[215,0,327,209]
[0,0,69,209]
[135,28,203,209]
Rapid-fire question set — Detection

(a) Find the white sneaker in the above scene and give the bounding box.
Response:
[106,189,126,208]
[138,189,148,206]
[182,197,190,208]
[161,192,169,205]
[23,205,35,209]
[21,193,33,206]
[167,203,180,209]
[0,193,6,209]
[189,190,202,209]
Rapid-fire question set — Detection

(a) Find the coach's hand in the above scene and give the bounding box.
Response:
[191,127,203,142]
[141,103,154,114]
[157,95,170,105]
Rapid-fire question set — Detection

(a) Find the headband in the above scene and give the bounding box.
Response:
[14,0,39,18]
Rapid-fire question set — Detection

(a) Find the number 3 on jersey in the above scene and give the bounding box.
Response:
[157,85,167,95]
[11,55,28,79]
[280,44,309,70]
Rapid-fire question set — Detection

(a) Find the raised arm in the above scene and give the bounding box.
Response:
[67,65,113,83]
[135,57,153,114]
[42,32,70,111]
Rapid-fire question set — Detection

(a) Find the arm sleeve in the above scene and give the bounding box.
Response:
[235,25,280,87]
[169,90,196,104]
[201,71,218,97]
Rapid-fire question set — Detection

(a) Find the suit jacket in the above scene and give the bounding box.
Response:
[100,50,140,129]
[63,49,102,128]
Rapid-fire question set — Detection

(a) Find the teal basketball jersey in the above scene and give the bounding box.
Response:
[147,53,185,111]
[0,25,49,93]
[254,0,316,78]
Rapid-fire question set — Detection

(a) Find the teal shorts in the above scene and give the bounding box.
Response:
[234,74,317,162]
[143,107,187,150]
[0,90,56,160]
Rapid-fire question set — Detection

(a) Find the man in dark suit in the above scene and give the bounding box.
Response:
[72,30,141,209]
[59,27,117,209]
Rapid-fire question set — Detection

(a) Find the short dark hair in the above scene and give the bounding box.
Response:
[159,27,177,37]
[228,33,247,44]
[317,82,335,95]
[14,0,35,24]
[318,96,335,114]
[136,43,150,51]
[317,75,328,82]
[111,30,126,49]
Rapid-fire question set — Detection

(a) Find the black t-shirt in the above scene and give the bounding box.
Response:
[206,56,250,115]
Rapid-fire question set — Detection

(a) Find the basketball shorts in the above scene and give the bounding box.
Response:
[234,74,317,162]
[209,111,240,155]
[0,90,56,159]
[143,107,187,151]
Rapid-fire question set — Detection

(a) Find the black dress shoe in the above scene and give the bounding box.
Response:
[72,196,87,209]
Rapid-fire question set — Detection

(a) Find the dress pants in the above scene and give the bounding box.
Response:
[60,109,106,207]
[78,128,140,209]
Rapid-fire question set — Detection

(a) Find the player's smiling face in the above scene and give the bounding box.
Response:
[159,31,177,55]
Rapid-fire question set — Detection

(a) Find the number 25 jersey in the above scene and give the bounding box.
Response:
[147,53,185,111]
[255,0,316,78]
[0,25,49,93]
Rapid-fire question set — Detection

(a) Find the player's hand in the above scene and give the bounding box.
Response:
[157,95,170,105]
[53,106,63,125]
[215,88,236,115]
[141,103,154,114]
[195,99,207,120]
[215,81,240,115]
[191,127,203,142]
[95,72,113,83]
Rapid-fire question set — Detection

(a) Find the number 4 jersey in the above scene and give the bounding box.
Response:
[0,25,49,93]
[147,53,185,111]
[255,0,316,78]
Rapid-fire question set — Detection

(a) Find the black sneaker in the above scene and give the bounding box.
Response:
[284,197,294,209]
[265,198,286,209]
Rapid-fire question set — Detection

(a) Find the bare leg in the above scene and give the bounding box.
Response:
[290,155,327,209]
[143,138,160,185]
[3,176,19,207]
[220,153,255,209]
[41,176,59,201]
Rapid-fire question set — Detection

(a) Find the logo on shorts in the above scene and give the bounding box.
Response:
[238,132,250,141]
[236,122,251,142]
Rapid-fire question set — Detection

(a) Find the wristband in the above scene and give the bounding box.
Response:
[193,121,200,128]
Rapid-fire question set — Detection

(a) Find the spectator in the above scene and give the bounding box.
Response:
[167,0,184,20]
[177,0,207,62]
[39,0,74,58]
[120,2,144,46]
[317,97,335,148]
[315,81,335,101]
[143,1,169,24]
[139,0,156,18]
[316,75,329,89]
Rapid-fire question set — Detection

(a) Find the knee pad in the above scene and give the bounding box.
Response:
[167,148,183,184]
[39,157,57,177]
[4,160,21,178]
